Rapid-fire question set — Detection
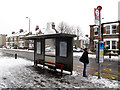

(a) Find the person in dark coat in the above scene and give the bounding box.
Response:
[80,48,89,77]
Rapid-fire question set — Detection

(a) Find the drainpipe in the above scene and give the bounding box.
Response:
[118,21,120,61]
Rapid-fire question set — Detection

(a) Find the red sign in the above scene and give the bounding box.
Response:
[94,8,100,20]
[94,8,100,25]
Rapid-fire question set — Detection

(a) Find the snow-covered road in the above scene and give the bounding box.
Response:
[0,52,119,89]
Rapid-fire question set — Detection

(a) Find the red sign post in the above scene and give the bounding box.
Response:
[95,5,102,79]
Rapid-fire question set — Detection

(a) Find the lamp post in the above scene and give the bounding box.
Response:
[26,17,30,33]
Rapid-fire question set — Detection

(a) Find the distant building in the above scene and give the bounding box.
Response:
[0,34,7,48]
[74,35,89,49]
[90,21,120,54]
[6,29,30,49]
[5,22,58,49]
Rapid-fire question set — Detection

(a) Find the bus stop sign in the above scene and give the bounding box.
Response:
[96,41,104,63]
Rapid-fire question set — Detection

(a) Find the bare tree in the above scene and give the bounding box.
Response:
[76,26,83,36]
[57,21,75,34]
[57,21,68,33]
[74,26,83,48]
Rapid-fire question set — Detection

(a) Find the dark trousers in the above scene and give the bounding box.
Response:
[83,63,87,76]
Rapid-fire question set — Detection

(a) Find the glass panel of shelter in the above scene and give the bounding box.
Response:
[45,39,56,67]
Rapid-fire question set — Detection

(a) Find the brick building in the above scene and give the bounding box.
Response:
[6,29,30,49]
[5,22,58,49]
[0,34,7,48]
[90,21,120,54]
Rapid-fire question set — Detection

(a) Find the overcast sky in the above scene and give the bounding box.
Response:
[0,0,119,36]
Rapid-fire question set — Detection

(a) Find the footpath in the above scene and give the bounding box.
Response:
[0,51,119,89]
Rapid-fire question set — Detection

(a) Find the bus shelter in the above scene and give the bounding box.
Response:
[23,33,76,75]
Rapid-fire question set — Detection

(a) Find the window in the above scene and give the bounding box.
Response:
[112,41,116,49]
[12,43,14,47]
[20,42,24,47]
[6,37,9,41]
[14,37,18,41]
[22,43,24,47]
[11,37,13,41]
[106,41,110,49]
[6,42,9,46]
[112,25,117,34]
[106,26,110,34]
[94,27,98,35]
[45,39,55,56]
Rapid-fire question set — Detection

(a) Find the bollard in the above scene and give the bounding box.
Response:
[15,53,17,59]
[109,53,111,58]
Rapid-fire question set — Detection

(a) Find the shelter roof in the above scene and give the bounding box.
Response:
[21,33,76,40]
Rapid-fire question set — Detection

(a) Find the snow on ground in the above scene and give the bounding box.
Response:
[73,52,119,61]
[1,48,119,61]
[0,52,119,89]
[1,48,34,53]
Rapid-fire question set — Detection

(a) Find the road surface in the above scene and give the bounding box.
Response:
[73,56,120,81]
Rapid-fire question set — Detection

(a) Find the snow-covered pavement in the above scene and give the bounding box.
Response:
[0,52,119,89]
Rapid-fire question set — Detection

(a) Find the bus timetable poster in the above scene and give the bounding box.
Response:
[60,41,67,57]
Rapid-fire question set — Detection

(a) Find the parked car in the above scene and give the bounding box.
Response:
[73,48,83,52]
[45,47,55,52]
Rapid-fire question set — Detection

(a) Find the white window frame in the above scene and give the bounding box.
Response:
[112,25,117,34]
[14,36,18,41]
[105,41,110,49]
[19,41,25,48]
[11,37,13,41]
[103,23,119,35]
[104,38,118,50]
[106,25,110,34]
[112,41,117,49]
[6,37,9,41]
[94,27,98,36]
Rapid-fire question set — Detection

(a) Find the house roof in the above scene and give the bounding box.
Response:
[89,20,120,27]
[21,33,76,40]
[79,36,89,40]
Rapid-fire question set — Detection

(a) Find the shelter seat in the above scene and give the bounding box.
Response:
[35,59,63,75]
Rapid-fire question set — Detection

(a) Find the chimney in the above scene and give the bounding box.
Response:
[52,22,59,33]
[12,32,15,34]
[19,29,23,33]
[35,25,39,31]
[85,35,88,37]
[52,22,55,29]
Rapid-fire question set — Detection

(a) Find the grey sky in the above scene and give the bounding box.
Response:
[0,0,119,35]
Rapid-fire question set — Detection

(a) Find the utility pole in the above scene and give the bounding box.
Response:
[76,28,79,49]
[118,2,120,60]
[97,6,102,79]
[26,17,31,33]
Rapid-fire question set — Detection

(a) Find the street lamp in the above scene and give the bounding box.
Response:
[26,17,30,33]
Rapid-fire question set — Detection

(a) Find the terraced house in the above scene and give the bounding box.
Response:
[90,21,120,55]
[6,29,30,49]
[0,34,7,48]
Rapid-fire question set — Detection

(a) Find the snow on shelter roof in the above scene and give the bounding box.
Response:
[21,33,76,40]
